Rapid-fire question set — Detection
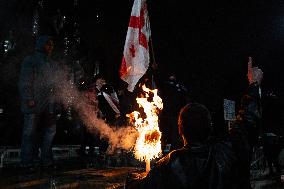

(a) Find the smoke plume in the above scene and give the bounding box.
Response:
[49,62,138,153]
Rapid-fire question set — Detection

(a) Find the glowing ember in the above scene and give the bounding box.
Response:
[128,85,163,171]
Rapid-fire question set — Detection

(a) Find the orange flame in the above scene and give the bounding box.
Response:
[128,85,163,162]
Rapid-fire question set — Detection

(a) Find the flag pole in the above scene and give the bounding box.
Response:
[146,0,157,69]
[149,31,158,90]
[146,0,157,89]
[149,36,157,68]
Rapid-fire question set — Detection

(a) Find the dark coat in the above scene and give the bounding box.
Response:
[97,84,120,124]
[18,36,56,114]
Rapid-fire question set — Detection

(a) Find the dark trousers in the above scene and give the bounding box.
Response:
[20,109,56,166]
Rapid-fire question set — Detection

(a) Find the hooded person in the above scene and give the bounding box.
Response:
[18,35,58,171]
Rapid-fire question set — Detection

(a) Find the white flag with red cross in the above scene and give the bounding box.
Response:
[120,0,151,92]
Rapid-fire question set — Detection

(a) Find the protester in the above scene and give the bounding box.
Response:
[94,74,121,126]
[261,91,283,179]
[117,86,135,126]
[159,72,190,152]
[83,74,121,155]
[125,64,263,189]
[18,35,59,171]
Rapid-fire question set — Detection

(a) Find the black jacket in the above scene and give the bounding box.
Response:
[97,84,120,124]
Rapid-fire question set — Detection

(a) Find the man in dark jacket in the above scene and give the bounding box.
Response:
[94,74,120,126]
[18,35,57,170]
[159,72,190,152]
[125,67,263,189]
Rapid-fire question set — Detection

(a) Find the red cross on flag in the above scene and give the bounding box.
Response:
[120,0,151,92]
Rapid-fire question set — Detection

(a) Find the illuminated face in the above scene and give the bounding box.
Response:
[43,39,54,56]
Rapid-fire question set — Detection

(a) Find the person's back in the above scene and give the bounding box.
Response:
[132,142,237,189]
[133,145,211,189]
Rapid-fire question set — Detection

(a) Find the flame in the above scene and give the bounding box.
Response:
[128,85,163,161]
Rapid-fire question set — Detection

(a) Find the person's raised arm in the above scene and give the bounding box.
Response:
[230,57,263,143]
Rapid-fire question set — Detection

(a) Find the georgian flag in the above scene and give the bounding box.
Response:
[120,0,151,92]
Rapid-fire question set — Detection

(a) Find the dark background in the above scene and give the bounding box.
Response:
[1,0,284,145]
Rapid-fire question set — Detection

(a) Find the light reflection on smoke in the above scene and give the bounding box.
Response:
[50,63,138,154]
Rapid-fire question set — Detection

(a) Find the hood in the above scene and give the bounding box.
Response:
[35,35,52,52]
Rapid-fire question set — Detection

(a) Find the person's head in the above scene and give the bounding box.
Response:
[178,103,212,145]
[94,73,106,91]
[35,35,54,56]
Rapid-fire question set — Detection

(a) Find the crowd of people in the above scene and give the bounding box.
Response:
[17,35,135,171]
[124,59,284,189]
[0,1,281,188]
[16,35,284,188]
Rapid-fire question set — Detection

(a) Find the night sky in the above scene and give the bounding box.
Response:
[1,0,284,145]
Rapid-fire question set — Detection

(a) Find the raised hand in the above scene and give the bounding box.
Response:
[247,57,263,85]
[247,56,253,84]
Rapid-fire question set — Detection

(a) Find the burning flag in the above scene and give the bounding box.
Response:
[128,85,163,173]
[120,0,151,92]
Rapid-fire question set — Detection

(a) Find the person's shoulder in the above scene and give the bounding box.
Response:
[210,138,237,163]
[156,148,187,167]
[208,136,232,148]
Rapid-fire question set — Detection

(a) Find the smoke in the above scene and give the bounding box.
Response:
[49,62,138,153]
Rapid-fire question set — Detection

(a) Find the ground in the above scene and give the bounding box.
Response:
[0,158,144,189]
[0,148,283,189]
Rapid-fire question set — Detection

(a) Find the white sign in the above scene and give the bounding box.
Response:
[223,99,236,121]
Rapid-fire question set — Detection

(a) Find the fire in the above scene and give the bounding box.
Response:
[128,85,163,166]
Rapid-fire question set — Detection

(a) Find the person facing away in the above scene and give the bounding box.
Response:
[18,35,58,170]
[125,75,263,189]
